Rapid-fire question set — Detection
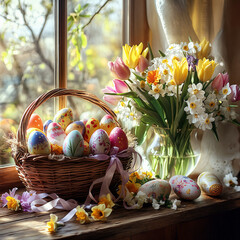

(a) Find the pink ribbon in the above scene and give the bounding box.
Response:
[84,147,142,206]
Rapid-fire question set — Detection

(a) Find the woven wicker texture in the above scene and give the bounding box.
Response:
[13,88,131,200]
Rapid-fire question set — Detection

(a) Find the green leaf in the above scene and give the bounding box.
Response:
[211,122,219,141]
[132,72,145,81]
[74,4,82,13]
[135,120,150,145]
[147,42,154,60]
[181,71,191,103]
[188,36,193,42]
[158,50,166,57]
[232,119,240,127]
[81,32,87,48]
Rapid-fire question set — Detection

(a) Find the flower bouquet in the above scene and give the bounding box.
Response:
[103,39,240,179]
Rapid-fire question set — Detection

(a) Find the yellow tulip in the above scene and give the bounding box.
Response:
[196,58,217,82]
[197,38,211,59]
[171,57,188,85]
[122,42,148,69]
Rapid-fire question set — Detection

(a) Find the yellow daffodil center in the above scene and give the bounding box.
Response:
[209,102,215,107]
[194,114,198,118]
[190,103,196,109]
[183,45,189,51]
[172,56,180,62]
[114,110,119,114]
[163,69,168,75]
[6,196,20,211]
[47,221,56,233]
[223,89,228,95]
[193,89,199,94]
[205,118,210,124]
[126,181,141,193]
[154,87,161,93]
[162,59,168,64]
[169,79,176,85]
[120,101,125,107]
[92,209,104,220]
[76,212,87,222]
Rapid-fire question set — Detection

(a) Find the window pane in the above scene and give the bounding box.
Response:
[0,0,55,166]
[67,0,122,120]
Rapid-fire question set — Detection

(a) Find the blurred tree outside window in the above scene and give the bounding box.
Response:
[0,0,122,166]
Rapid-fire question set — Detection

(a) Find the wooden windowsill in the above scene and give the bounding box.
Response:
[0,189,239,240]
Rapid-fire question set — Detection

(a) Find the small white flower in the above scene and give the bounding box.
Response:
[204,93,218,112]
[171,199,181,210]
[223,173,238,187]
[221,83,231,98]
[219,100,231,120]
[188,83,205,99]
[159,200,165,206]
[149,84,165,99]
[152,199,160,210]
[198,113,215,130]
[124,189,136,207]
[234,186,240,192]
[187,42,201,56]
[184,95,203,115]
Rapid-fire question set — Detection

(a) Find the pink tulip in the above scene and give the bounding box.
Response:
[229,84,240,102]
[102,79,129,105]
[108,57,130,80]
[136,55,149,72]
[211,73,229,91]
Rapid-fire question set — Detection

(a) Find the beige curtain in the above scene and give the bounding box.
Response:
[147,0,240,84]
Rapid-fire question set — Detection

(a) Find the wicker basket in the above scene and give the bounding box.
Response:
[12,88,132,200]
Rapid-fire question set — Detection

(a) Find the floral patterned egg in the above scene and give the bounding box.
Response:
[170,175,201,200]
[53,108,73,130]
[109,127,128,152]
[84,118,100,142]
[43,120,53,134]
[89,129,110,155]
[65,121,85,135]
[169,175,184,188]
[139,179,171,201]
[47,122,66,147]
[197,172,223,196]
[83,141,90,156]
[27,131,51,155]
[26,128,46,141]
[100,115,117,135]
[27,113,43,131]
[63,130,84,157]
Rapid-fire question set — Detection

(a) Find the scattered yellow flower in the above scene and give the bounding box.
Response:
[196,57,217,82]
[6,196,20,211]
[129,172,142,182]
[142,171,153,179]
[122,43,148,69]
[47,214,58,233]
[171,57,188,85]
[98,193,115,209]
[91,204,112,222]
[126,181,141,194]
[147,69,161,85]
[197,38,211,59]
[76,206,90,224]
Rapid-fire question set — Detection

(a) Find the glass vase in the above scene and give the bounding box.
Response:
[146,127,200,180]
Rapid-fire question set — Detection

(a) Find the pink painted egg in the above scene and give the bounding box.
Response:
[53,108,73,130]
[27,131,51,155]
[109,127,128,152]
[84,118,100,142]
[89,129,110,155]
[65,121,85,135]
[100,115,117,135]
[47,122,66,147]
[83,141,90,156]
[63,130,84,157]
[43,120,53,134]
[170,175,201,200]
[139,179,171,201]
[27,113,43,131]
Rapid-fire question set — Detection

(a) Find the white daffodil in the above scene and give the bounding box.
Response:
[223,173,238,187]
[219,100,231,120]
[149,84,165,99]
[135,191,148,208]
[152,199,160,210]
[234,186,240,192]
[187,42,201,57]
[171,199,181,210]
[188,83,205,100]
[198,113,215,130]
[204,93,218,112]
[184,95,203,115]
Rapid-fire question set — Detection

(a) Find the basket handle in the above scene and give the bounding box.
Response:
[17,88,119,146]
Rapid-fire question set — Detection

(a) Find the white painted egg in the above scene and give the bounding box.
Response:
[197,172,223,196]
[47,122,66,147]
[170,175,201,200]
[63,130,84,157]
[89,129,110,155]
[139,179,171,201]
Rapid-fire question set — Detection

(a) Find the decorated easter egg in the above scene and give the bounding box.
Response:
[100,115,117,135]
[139,179,171,201]
[27,113,43,130]
[109,127,128,152]
[63,130,84,157]
[28,131,51,155]
[53,108,73,130]
[89,129,110,155]
[43,120,53,134]
[170,175,201,200]
[83,141,90,156]
[47,122,66,147]
[26,128,46,141]
[84,118,100,142]
[169,175,184,188]
[197,172,223,196]
[65,121,85,135]
[51,144,63,155]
